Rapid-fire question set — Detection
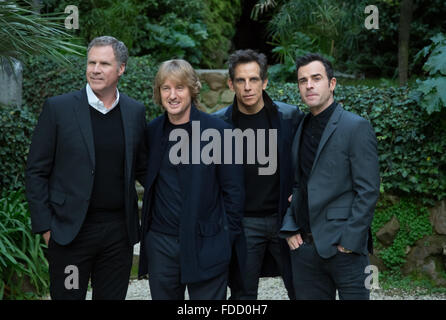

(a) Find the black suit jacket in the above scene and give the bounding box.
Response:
[26,87,147,246]
[213,92,303,297]
[280,104,380,257]
[138,105,245,284]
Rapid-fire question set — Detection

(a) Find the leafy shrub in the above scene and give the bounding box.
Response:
[201,0,242,68]
[22,54,161,119]
[412,33,446,114]
[267,82,446,205]
[0,189,49,299]
[371,198,432,270]
[8,55,446,205]
[41,0,241,68]
[0,103,37,190]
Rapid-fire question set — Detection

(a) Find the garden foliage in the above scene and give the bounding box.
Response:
[412,33,446,114]
[0,189,48,299]
[268,82,446,205]
[41,0,241,68]
[1,55,446,297]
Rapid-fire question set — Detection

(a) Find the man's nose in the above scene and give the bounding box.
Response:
[169,89,177,99]
[92,63,101,73]
[244,81,251,91]
[306,79,314,89]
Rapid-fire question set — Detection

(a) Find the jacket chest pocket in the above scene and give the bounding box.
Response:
[326,207,350,220]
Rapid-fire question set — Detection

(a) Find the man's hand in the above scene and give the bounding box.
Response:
[43,230,51,246]
[288,194,292,203]
[337,245,353,253]
[286,233,303,250]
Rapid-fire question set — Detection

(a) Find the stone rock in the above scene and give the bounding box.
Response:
[220,89,235,104]
[369,252,387,272]
[200,72,227,91]
[376,215,400,246]
[0,60,22,107]
[421,257,446,287]
[387,195,400,205]
[201,90,220,108]
[402,234,446,286]
[429,200,446,235]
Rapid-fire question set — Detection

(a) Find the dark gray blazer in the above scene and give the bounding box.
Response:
[280,103,380,257]
[25,88,147,246]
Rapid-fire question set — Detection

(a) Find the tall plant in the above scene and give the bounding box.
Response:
[0,189,49,300]
[411,33,446,114]
[0,0,84,70]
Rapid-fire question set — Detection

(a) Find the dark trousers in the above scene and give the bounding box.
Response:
[290,240,370,300]
[230,214,285,300]
[47,213,133,300]
[146,230,228,300]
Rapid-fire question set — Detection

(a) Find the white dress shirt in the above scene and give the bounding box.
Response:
[86,83,120,114]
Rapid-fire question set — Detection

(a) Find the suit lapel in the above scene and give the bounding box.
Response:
[73,88,95,167]
[310,105,343,175]
[145,116,168,189]
[292,113,307,167]
[119,94,133,181]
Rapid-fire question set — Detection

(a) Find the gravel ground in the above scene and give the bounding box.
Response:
[82,244,446,300]
[84,277,446,300]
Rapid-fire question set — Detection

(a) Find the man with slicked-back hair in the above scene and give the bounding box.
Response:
[26,36,148,300]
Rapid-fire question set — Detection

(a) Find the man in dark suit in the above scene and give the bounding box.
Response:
[26,36,147,300]
[280,53,380,300]
[138,59,244,300]
[213,49,303,299]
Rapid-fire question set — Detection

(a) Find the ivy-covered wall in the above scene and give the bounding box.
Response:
[2,55,446,206]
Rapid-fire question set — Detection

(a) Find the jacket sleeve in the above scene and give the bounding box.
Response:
[340,119,380,253]
[217,159,245,244]
[279,184,301,239]
[135,106,148,187]
[25,99,56,234]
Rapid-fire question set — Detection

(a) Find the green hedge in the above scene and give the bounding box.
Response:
[3,56,446,206]
[268,82,446,205]
[0,103,36,190]
[0,189,48,299]
[22,54,162,119]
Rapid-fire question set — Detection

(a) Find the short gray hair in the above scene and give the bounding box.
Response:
[87,36,129,67]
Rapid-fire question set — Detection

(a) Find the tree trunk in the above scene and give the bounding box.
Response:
[398,0,413,86]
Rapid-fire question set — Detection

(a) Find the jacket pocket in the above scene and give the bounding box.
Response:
[197,221,230,269]
[198,221,221,237]
[48,189,66,206]
[326,207,350,220]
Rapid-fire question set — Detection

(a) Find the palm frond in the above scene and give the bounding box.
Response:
[0,0,85,70]
[251,0,277,20]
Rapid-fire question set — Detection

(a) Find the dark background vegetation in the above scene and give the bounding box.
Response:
[1,0,446,299]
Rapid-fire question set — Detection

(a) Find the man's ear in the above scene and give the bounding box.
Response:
[227,78,234,91]
[262,78,269,90]
[329,77,337,93]
[118,63,126,77]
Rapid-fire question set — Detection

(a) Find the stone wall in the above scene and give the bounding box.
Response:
[371,198,446,286]
[196,69,234,113]
[0,60,22,107]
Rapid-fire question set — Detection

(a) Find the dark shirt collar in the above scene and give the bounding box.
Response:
[231,90,277,125]
[308,101,337,124]
[162,103,197,133]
